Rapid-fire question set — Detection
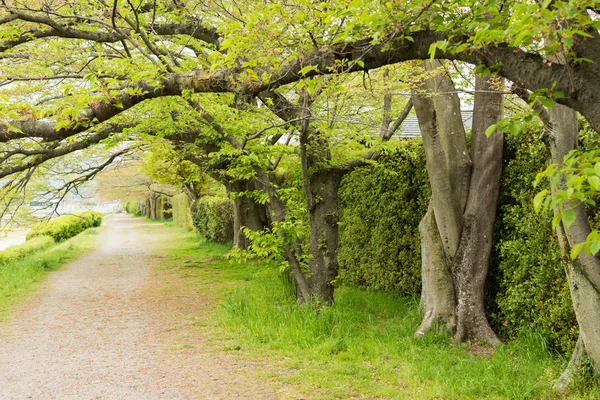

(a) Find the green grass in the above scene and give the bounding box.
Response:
[151,222,600,400]
[0,227,102,319]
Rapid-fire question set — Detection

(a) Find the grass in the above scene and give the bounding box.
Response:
[0,226,102,320]
[147,220,600,399]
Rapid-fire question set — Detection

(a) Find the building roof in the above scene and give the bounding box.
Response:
[399,110,473,138]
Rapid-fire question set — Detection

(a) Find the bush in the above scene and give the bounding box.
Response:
[124,201,141,215]
[192,196,234,243]
[26,211,103,242]
[337,138,430,294]
[0,235,55,265]
[488,125,587,354]
[172,193,194,229]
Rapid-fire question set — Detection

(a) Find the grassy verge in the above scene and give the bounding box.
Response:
[0,226,102,319]
[153,222,600,400]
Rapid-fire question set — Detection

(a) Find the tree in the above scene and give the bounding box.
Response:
[412,62,504,344]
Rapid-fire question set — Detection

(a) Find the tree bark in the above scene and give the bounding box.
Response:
[413,64,502,344]
[226,179,269,250]
[452,76,504,345]
[304,169,344,304]
[416,202,456,335]
[543,105,600,386]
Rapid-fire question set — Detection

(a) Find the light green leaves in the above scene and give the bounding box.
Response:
[533,189,548,211]
[485,124,497,137]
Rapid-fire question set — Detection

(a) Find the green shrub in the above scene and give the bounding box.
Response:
[26,211,103,242]
[488,125,592,354]
[0,235,55,265]
[337,138,430,294]
[192,196,234,243]
[124,201,141,215]
[172,193,194,229]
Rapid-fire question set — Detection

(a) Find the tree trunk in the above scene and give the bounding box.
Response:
[417,202,456,335]
[543,105,600,387]
[227,179,269,250]
[412,63,502,344]
[452,76,503,345]
[298,88,347,305]
[304,170,344,304]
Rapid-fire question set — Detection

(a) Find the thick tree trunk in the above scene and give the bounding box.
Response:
[227,179,269,250]
[543,105,600,387]
[305,170,343,304]
[452,76,503,344]
[412,64,502,344]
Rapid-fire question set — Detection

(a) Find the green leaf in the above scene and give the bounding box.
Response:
[589,175,600,191]
[533,190,548,211]
[539,97,554,108]
[563,209,576,227]
[298,65,317,76]
[590,241,600,255]
[485,124,497,137]
[570,242,585,259]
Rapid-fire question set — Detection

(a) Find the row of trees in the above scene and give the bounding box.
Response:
[1,0,600,389]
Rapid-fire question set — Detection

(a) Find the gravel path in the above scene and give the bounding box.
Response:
[0,215,279,400]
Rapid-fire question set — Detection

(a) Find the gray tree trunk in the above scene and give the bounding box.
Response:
[542,105,600,388]
[227,179,269,250]
[452,76,504,345]
[413,63,502,344]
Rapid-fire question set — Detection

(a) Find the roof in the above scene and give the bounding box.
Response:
[399,110,474,138]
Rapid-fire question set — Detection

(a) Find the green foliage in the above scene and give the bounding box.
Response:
[171,193,194,230]
[534,121,600,258]
[0,235,55,265]
[490,126,578,354]
[337,138,429,294]
[26,211,103,242]
[123,201,141,215]
[192,196,234,243]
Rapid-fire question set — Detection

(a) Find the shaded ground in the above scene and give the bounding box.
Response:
[0,215,280,399]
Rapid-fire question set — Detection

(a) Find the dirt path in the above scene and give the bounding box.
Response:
[0,215,280,400]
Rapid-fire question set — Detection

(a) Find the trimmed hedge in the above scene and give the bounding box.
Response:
[338,139,430,294]
[172,193,194,230]
[192,196,234,243]
[0,235,55,265]
[26,211,103,242]
[335,127,594,354]
[488,126,591,354]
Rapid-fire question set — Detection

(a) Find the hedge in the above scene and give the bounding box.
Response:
[26,211,103,242]
[192,196,234,243]
[124,201,141,215]
[172,193,194,230]
[335,126,597,354]
[0,235,55,265]
[338,139,429,294]
[486,124,600,354]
